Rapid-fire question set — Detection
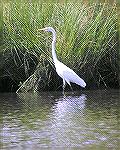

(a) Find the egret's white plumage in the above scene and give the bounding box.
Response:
[39,27,86,91]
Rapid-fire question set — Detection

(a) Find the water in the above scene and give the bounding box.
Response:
[1,89,120,149]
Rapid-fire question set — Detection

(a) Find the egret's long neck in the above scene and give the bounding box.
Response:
[52,30,57,63]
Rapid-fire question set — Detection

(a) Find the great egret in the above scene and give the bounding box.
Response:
[39,27,86,92]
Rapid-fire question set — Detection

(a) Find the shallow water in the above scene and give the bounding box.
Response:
[1,89,120,149]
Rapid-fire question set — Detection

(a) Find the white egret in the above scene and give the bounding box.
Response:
[39,27,86,92]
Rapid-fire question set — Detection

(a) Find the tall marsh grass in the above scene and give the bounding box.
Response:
[1,0,119,92]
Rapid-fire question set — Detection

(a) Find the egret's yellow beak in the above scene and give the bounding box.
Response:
[38,28,45,31]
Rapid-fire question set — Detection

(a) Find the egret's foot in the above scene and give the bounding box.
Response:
[62,90,65,96]
[71,90,75,95]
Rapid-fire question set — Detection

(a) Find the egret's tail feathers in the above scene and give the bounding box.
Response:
[76,78,86,88]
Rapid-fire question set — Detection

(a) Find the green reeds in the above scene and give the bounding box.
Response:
[1,0,119,92]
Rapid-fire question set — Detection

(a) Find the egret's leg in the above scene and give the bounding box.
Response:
[69,83,73,92]
[62,79,66,94]
[66,80,73,92]
[68,83,74,93]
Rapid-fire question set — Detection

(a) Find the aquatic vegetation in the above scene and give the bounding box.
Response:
[0,0,119,92]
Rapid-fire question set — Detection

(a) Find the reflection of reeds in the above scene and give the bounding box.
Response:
[0,1,119,92]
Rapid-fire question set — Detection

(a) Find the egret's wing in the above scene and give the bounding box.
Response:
[63,68,86,88]
[55,60,86,88]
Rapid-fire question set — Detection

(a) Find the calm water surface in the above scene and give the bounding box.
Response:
[1,89,120,149]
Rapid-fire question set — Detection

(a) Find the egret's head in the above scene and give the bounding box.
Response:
[39,27,55,33]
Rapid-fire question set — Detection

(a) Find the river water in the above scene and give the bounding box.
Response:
[1,89,120,149]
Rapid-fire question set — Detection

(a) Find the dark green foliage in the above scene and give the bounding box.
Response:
[0,0,119,92]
